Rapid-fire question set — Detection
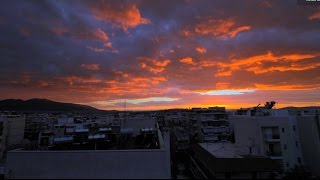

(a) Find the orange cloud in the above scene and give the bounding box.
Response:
[89,3,150,30]
[48,26,109,42]
[61,76,102,85]
[183,17,251,39]
[195,47,207,54]
[247,62,320,74]
[179,57,218,71]
[153,59,170,67]
[140,58,171,73]
[104,76,167,95]
[215,52,319,77]
[104,42,112,48]
[255,83,320,90]
[81,64,100,71]
[113,70,129,78]
[180,57,196,65]
[309,11,320,20]
[216,82,230,89]
[93,28,108,41]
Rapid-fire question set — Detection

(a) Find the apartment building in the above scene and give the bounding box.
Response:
[229,104,320,175]
[0,114,26,159]
[5,118,171,179]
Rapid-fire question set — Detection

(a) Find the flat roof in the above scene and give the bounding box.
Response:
[120,128,133,134]
[75,129,89,133]
[99,127,112,132]
[88,134,106,140]
[198,143,247,158]
[54,136,73,142]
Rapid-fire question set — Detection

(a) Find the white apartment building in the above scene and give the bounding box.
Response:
[229,109,303,172]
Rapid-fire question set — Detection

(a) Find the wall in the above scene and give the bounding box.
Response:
[6,116,26,147]
[297,115,320,177]
[5,149,171,179]
[230,115,303,172]
[229,116,262,155]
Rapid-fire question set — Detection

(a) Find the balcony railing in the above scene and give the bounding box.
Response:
[266,151,282,157]
[264,134,280,139]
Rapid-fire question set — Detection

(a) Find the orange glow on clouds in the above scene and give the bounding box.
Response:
[183,17,251,39]
[93,28,109,41]
[309,10,320,20]
[90,3,150,30]
[215,52,319,76]
[140,58,171,73]
[195,47,207,54]
[180,57,196,65]
[81,64,100,71]
[1,1,320,111]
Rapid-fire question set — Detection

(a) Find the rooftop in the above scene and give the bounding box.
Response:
[198,143,249,158]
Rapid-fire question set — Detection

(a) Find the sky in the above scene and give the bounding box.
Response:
[0,0,320,110]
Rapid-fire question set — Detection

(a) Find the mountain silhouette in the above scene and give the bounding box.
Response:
[0,98,100,112]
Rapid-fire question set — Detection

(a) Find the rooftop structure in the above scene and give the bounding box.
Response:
[190,143,279,179]
[5,120,171,179]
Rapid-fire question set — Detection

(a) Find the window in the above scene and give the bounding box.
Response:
[284,144,287,150]
[293,126,296,131]
[298,157,301,164]
[286,162,290,167]
[282,128,285,133]
[0,122,3,136]
[296,141,298,147]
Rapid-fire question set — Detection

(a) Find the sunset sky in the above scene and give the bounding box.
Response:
[0,0,320,110]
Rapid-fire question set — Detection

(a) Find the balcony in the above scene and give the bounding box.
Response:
[264,135,280,142]
[266,151,283,159]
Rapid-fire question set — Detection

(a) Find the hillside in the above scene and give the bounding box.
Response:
[0,98,100,112]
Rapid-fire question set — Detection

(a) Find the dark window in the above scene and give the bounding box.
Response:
[249,147,252,154]
[269,144,274,153]
[298,157,301,164]
[0,122,3,136]
[286,162,290,167]
[284,144,287,150]
[293,126,296,131]
[282,128,285,133]
[296,141,298,147]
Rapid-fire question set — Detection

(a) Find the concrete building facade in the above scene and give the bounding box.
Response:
[0,115,26,159]
[296,114,320,177]
[229,109,304,172]
[5,124,171,179]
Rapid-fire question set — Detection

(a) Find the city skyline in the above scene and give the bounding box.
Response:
[0,0,320,110]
